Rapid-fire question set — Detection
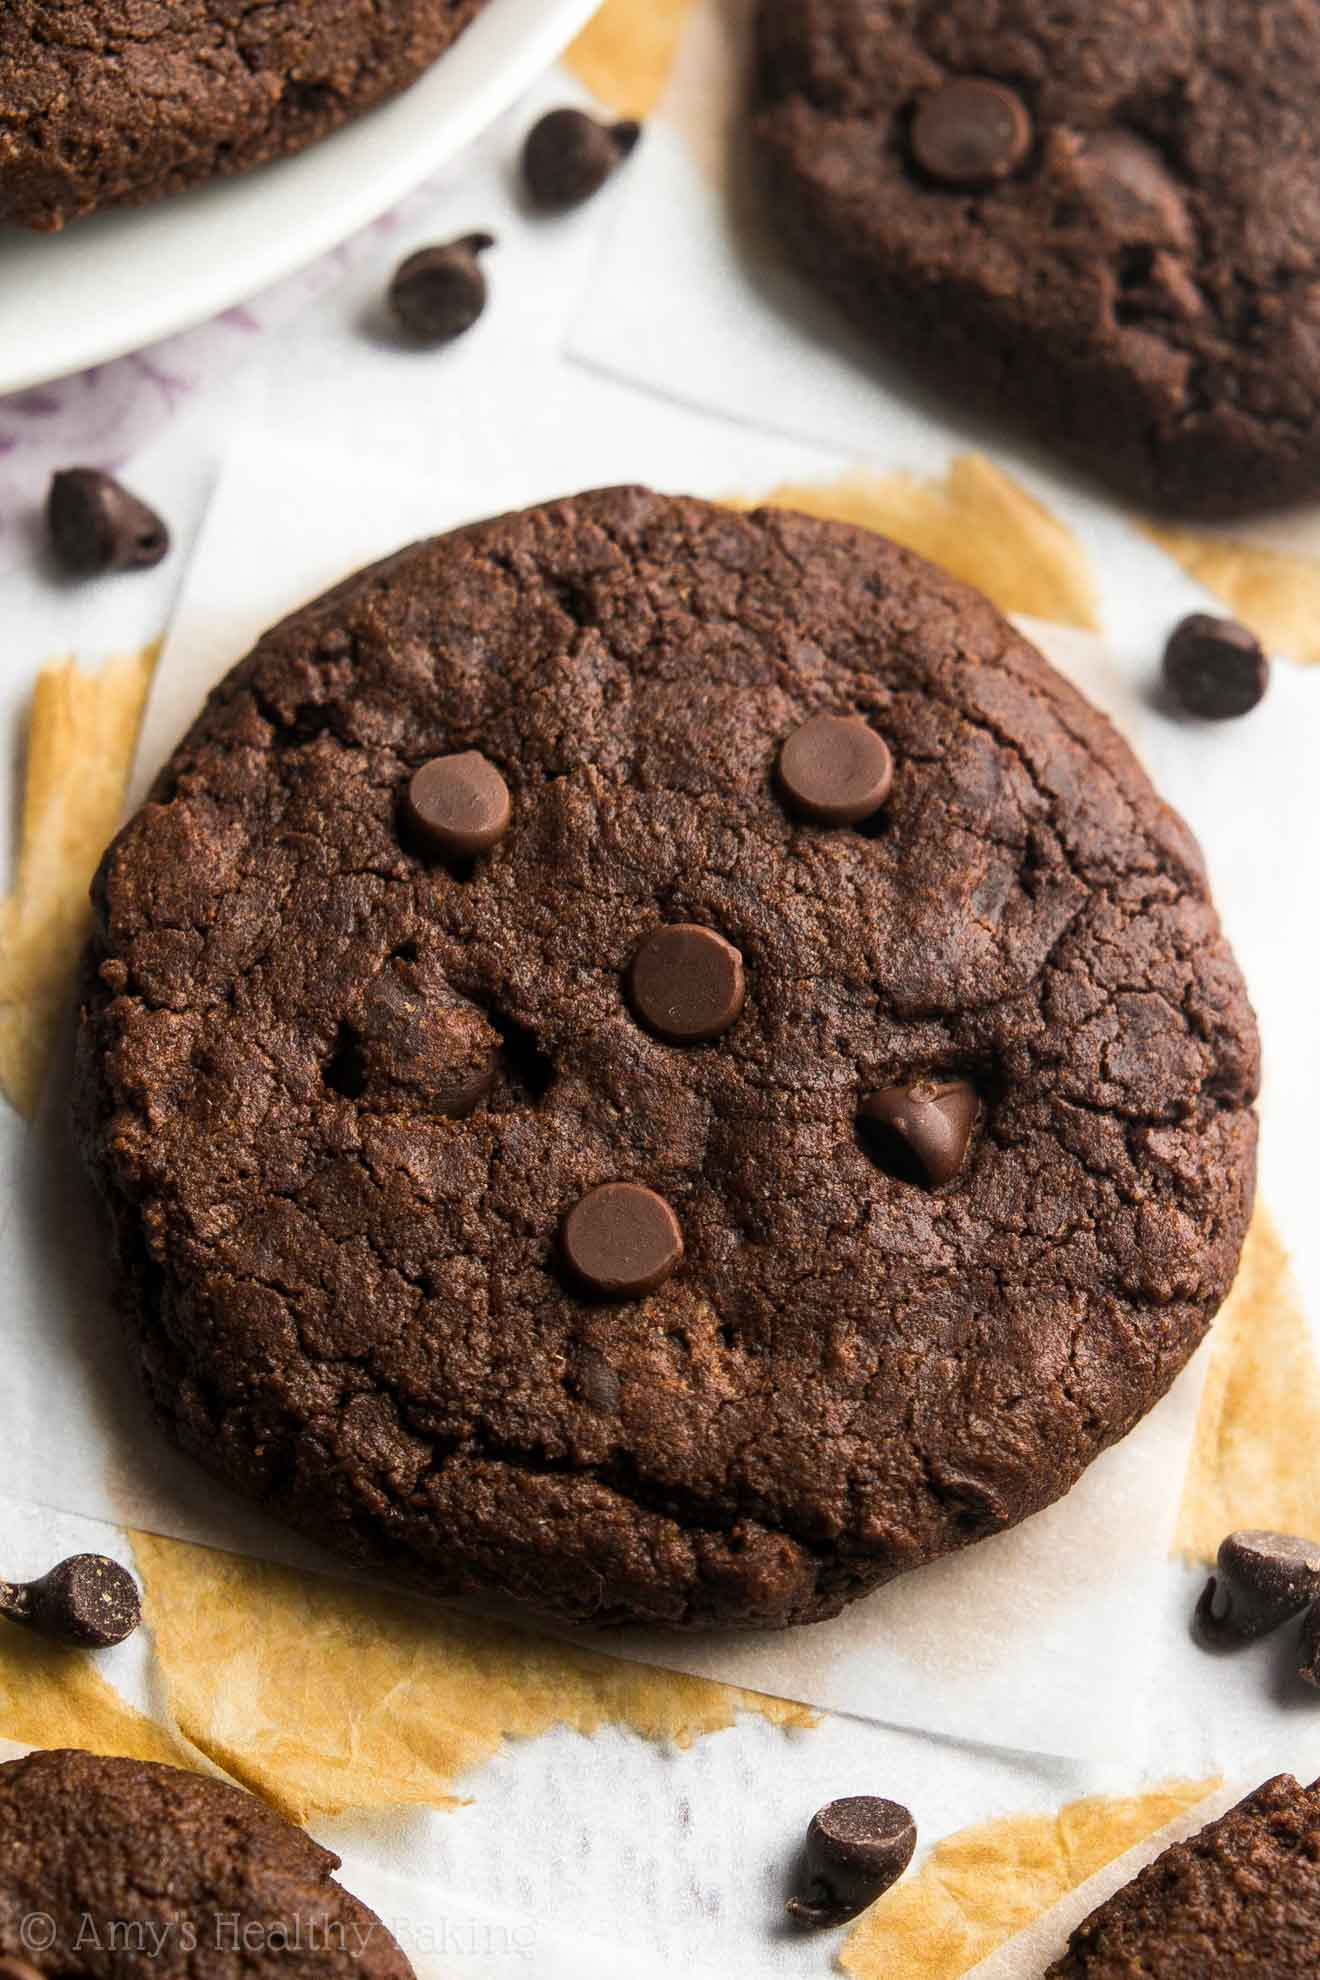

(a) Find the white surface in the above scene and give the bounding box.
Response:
[0,0,600,394]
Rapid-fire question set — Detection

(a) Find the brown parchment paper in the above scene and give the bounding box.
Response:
[748,457,1100,631]
[565,0,697,119]
[0,645,158,1119]
[1142,523,1320,666]
[840,1779,1219,1980]
[132,1531,815,1824]
[0,1622,195,1770]
[1176,1207,1320,1563]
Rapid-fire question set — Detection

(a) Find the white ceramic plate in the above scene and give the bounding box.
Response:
[0,0,601,395]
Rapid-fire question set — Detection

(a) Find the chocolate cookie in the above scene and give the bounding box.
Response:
[753,2,1320,517]
[0,1,489,231]
[0,1749,412,1976]
[75,487,1258,1631]
[1049,1776,1320,1976]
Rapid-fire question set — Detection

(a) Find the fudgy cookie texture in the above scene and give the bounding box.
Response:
[752,1,1320,517]
[75,487,1259,1631]
[0,1749,412,1975]
[0,0,489,231]
[1048,1776,1320,1977]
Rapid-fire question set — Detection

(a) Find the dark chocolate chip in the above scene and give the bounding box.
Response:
[1163,614,1268,720]
[1299,1599,1320,1687]
[786,1796,917,1929]
[571,1344,621,1413]
[628,924,746,1044]
[404,751,511,859]
[389,234,495,344]
[47,468,170,576]
[0,1554,142,1649]
[910,79,1032,187]
[562,1183,683,1299]
[1194,1530,1320,1647]
[1074,133,1193,250]
[523,108,641,210]
[778,713,893,826]
[860,1079,978,1189]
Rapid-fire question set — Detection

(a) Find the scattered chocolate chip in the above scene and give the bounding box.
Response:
[562,1183,683,1300]
[388,234,495,344]
[860,1079,978,1189]
[404,751,511,860]
[523,108,641,209]
[1163,613,1268,720]
[628,924,746,1045]
[0,1554,142,1649]
[47,468,170,576]
[1298,1599,1320,1687]
[1074,132,1193,250]
[1194,1530,1320,1647]
[787,1796,917,1929]
[910,78,1032,187]
[778,713,893,826]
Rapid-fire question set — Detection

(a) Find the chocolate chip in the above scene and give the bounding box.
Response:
[778,713,893,826]
[1075,132,1193,250]
[628,924,746,1044]
[404,751,511,860]
[860,1079,978,1189]
[910,79,1032,187]
[1194,1530,1320,1647]
[1163,613,1268,720]
[0,1554,142,1649]
[389,234,495,343]
[786,1797,917,1929]
[523,108,641,210]
[47,468,170,576]
[562,1183,683,1300]
[571,1344,621,1413]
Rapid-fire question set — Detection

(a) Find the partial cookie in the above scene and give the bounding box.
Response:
[753,2,1320,516]
[0,2,489,231]
[1049,1776,1320,1976]
[76,487,1258,1631]
[0,1749,412,1975]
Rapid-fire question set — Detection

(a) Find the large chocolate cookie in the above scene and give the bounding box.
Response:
[753,2,1320,517]
[0,0,489,231]
[76,487,1258,1631]
[0,1749,412,1976]
[1049,1776,1320,1977]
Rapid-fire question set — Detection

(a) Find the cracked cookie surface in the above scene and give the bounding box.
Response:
[75,487,1258,1630]
[0,1749,412,1975]
[0,0,489,230]
[753,1,1320,517]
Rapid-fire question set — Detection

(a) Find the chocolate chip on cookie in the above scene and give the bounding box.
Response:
[778,713,893,825]
[787,1797,917,1928]
[628,924,746,1044]
[0,1554,141,1649]
[404,750,511,858]
[562,1183,684,1300]
[909,78,1032,186]
[859,1080,978,1189]
[1163,614,1269,720]
[47,468,169,576]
